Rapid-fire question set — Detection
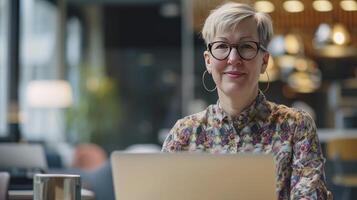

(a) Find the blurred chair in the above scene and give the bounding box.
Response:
[0,172,10,200]
[326,137,357,200]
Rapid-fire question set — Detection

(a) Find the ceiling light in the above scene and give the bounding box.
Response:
[295,58,309,72]
[315,45,357,58]
[285,34,302,55]
[313,0,333,12]
[287,58,321,93]
[332,23,350,45]
[287,71,321,93]
[277,55,297,70]
[254,1,275,13]
[283,0,304,13]
[313,23,331,45]
[268,35,286,56]
[313,23,357,58]
[340,0,357,11]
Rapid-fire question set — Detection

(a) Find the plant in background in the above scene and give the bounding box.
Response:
[66,66,121,148]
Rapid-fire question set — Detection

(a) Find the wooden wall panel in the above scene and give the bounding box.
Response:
[193,0,357,56]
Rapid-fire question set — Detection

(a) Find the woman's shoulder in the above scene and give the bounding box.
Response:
[162,105,215,151]
[267,101,315,123]
[267,101,317,141]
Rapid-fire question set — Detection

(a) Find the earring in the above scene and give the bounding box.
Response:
[202,70,216,92]
[262,71,270,93]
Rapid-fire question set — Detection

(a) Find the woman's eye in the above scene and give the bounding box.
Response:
[217,44,229,49]
[240,44,255,49]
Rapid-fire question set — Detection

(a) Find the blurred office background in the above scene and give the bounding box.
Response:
[1,0,357,199]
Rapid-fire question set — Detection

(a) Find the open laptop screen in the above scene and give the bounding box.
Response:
[111,152,277,200]
[0,143,48,190]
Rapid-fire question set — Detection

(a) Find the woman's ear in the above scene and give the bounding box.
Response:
[261,53,270,74]
[204,51,212,72]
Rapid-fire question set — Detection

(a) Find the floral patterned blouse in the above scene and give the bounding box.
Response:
[162,91,332,200]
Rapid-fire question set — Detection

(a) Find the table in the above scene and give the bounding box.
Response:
[8,188,95,200]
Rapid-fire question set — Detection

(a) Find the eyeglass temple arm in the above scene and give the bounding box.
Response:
[260,45,268,52]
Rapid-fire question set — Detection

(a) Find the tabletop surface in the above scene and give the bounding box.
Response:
[8,188,95,200]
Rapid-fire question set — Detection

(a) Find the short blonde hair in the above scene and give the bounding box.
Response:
[201,2,273,48]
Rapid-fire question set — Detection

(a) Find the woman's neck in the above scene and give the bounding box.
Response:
[218,89,258,117]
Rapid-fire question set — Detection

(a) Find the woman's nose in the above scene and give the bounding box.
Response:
[227,48,242,65]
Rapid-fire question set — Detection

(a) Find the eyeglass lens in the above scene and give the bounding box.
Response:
[209,41,259,60]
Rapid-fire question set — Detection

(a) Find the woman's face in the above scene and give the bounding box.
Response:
[204,17,269,98]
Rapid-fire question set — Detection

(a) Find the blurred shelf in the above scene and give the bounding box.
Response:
[318,128,357,142]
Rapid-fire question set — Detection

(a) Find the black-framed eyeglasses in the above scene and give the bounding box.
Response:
[207,41,267,61]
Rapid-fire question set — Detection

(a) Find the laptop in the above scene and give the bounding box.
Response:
[0,143,47,169]
[0,143,48,190]
[111,152,277,200]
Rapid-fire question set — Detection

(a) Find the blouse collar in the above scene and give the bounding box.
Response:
[210,90,271,128]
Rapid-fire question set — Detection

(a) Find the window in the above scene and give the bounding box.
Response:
[0,0,9,136]
[19,0,64,142]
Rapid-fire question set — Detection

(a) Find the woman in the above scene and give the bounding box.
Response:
[162,2,332,200]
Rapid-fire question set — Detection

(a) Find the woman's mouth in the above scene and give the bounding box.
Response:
[223,71,245,78]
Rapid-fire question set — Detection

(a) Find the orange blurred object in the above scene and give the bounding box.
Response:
[72,143,107,172]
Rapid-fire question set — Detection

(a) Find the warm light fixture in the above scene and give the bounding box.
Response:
[287,71,321,93]
[313,23,356,58]
[26,80,73,108]
[277,55,297,70]
[340,0,357,11]
[284,34,303,55]
[254,0,275,13]
[315,45,357,58]
[312,0,333,12]
[283,0,304,13]
[332,23,351,45]
[268,34,303,56]
[287,58,321,93]
[333,32,346,45]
